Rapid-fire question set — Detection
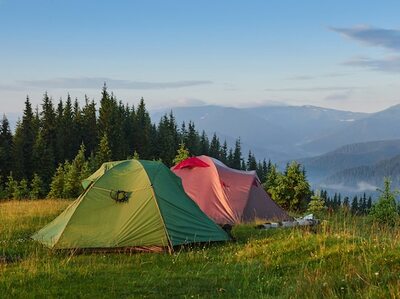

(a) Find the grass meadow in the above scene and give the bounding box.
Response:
[1,199,400,298]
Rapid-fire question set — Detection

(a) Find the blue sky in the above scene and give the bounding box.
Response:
[1,0,400,113]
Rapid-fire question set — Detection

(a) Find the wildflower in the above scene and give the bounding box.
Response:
[374,272,379,276]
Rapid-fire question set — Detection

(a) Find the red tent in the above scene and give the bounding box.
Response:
[172,155,291,225]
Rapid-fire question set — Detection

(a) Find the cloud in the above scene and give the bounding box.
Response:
[286,73,347,81]
[319,181,377,192]
[0,83,25,91]
[344,55,400,73]
[17,77,213,90]
[170,98,207,107]
[357,181,378,192]
[264,86,360,92]
[323,72,349,78]
[150,98,208,111]
[324,89,353,101]
[286,75,315,81]
[234,100,288,108]
[331,25,400,51]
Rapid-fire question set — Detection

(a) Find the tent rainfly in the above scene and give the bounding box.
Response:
[172,156,292,225]
[32,159,230,251]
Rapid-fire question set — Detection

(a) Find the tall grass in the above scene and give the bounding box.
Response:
[1,200,399,298]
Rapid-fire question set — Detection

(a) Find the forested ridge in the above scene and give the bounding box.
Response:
[1,85,377,213]
[323,154,400,188]
[0,85,270,199]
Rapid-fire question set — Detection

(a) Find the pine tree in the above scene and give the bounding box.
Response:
[246,150,257,170]
[34,92,58,188]
[199,130,209,155]
[157,114,179,166]
[63,162,79,198]
[307,190,326,216]
[5,174,18,199]
[72,98,83,155]
[261,159,269,183]
[209,133,221,159]
[121,103,133,159]
[14,178,29,199]
[226,148,234,167]
[57,95,76,162]
[333,193,338,210]
[81,96,98,155]
[96,134,112,167]
[264,164,280,191]
[87,151,98,173]
[240,159,246,170]
[55,99,65,163]
[220,140,228,164]
[173,142,190,165]
[351,196,358,215]
[0,178,5,199]
[12,97,36,180]
[268,162,311,211]
[343,196,350,214]
[47,164,66,199]
[40,92,57,159]
[180,121,187,143]
[369,178,399,226]
[133,151,140,160]
[30,173,44,199]
[33,130,56,192]
[98,85,124,159]
[361,193,367,215]
[112,100,127,159]
[64,144,88,198]
[256,161,264,182]
[0,115,13,184]
[367,196,373,212]
[133,97,152,159]
[232,138,242,170]
[186,121,200,156]
[148,124,158,160]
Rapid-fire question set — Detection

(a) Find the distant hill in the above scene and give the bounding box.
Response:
[151,104,368,161]
[321,154,400,193]
[301,104,400,154]
[298,139,400,182]
[243,105,366,147]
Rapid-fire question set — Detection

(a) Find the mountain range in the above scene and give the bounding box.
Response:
[298,139,400,194]
[152,103,400,160]
[151,104,371,161]
[6,102,400,195]
[298,139,400,181]
[321,153,400,193]
[152,103,400,195]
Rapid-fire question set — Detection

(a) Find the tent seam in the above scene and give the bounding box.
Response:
[141,162,174,252]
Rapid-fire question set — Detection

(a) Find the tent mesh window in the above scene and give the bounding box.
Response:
[110,190,130,203]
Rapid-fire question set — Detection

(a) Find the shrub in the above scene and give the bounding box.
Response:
[30,173,44,199]
[307,190,326,218]
[369,178,399,226]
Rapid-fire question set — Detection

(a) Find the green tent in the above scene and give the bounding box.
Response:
[32,159,229,251]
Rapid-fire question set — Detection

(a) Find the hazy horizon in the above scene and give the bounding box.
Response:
[2,1,400,114]
[2,90,400,118]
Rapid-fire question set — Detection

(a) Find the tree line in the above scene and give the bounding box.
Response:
[320,190,373,215]
[3,85,371,215]
[0,85,279,200]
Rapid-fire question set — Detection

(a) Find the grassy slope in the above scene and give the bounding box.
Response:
[1,200,400,298]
